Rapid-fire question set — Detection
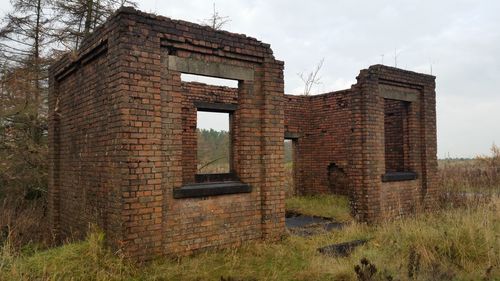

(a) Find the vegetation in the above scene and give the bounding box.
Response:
[284,140,295,196]
[200,3,231,30]
[286,194,352,222]
[284,139,293,163]
[0,1,138,192]
[298,58,325,96]
[0,195,498,280]
[438,144,500,195]
[197,128,230,173]
[2,141,498,280]
[1,135,499,280]
[0,0,498,279]
[1,145,499,280]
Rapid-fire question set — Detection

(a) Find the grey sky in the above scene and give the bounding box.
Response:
[161,0,500,158]
[2,0,498,158]
[197,111,229,132]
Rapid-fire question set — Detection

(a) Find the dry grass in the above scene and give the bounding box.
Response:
[438,144,500,195]
[1,196,498,281]
[437,145,500,211]
[0,188,50,252]
[1,145,499,280]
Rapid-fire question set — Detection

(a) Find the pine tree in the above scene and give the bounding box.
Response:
[54,0,136,50]
[0,0,55,194]
[0,0,136,194]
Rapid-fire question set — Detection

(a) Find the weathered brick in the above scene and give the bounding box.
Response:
[48,7,285,261]
[48,7,437,262]
[284,65,437,222]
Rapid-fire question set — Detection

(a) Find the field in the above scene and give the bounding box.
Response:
[0,146,499,280]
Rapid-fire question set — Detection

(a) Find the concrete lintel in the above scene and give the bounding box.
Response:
[194,101,237,112]
[168,55,254,81]
[379,90,418,102]
[284,132,301,139]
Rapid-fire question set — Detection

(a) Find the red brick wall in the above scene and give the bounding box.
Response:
[49,7,285,261]
[347,66,437,222]
[48,16,126,244]
[284,95,307,136]
[52,50,110,238]
[48,7,437,261]
[163,82,264,254]
[284,91,352,196]
[284,66,437,222]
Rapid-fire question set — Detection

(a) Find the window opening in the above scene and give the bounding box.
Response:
[197,111,231,174]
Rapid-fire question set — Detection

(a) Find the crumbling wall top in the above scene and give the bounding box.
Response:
[50,6,281,81]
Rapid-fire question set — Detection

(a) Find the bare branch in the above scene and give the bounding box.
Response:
[201,2,231,30]
[298,58,324,96]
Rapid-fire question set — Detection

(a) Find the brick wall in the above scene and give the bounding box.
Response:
[48,16,125,244]
[284,65,437,222]
[376,67,438,220]
[284,90,352,196]
[384,99,410,173]
[49,7,285,261]
[48,7,438,261]
[52,47,110,238]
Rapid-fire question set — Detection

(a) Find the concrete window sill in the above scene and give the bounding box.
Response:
[381,172,417,182]
[173,181,251,199]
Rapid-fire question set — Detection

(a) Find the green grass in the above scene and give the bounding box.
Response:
[286,194,353,222]
[1,197,499,281]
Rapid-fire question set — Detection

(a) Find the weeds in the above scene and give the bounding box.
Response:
[438,144,500,196]
[354,258,377,281]
[407,246,421,280]
[0,188,49,251]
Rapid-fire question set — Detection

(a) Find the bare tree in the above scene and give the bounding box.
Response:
[201,3,231,30]
[298,58,324,96]
[393,48,401,68]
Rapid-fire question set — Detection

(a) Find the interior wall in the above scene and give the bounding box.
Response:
[384,99,410,173]
[284,90,352,196]
[284,65,437,222]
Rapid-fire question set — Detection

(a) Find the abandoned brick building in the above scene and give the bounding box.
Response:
[48,7,438,261]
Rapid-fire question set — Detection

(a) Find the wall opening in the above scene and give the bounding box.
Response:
[384,99,410,173]
[196,111,231,175]
[181,73,239,87]
[284,139,296,197]
[180,72,239,183]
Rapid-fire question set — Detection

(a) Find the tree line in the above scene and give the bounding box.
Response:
[197,128,230,173]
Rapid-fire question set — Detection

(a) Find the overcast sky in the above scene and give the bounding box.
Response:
[148,0,500,158]
[2,0,499,158]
